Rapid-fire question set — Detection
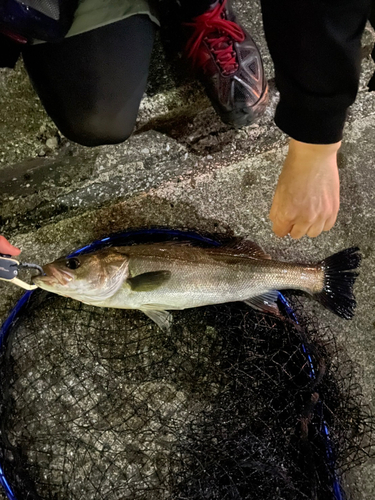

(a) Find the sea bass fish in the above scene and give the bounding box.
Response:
[34,240,361,329]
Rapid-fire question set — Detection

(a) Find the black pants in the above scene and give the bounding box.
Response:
[20,1,212,148]
[22,15,157,147]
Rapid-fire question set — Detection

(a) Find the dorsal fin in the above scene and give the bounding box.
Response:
[206,239,271,260]
[225,239,271,259]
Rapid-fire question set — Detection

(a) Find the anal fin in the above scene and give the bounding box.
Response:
[244,290,281,316]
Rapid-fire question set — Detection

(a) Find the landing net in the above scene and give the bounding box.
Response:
[0,229,373,500]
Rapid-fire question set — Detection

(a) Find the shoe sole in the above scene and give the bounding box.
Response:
[215,83,269,128]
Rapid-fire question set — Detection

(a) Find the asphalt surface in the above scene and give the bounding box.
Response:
[0,1,374,498]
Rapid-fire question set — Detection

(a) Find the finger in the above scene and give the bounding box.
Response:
[323,215,337,232]
[269,200,297,225]
[289,223,310,239]
[272,219,294,238]
[306,220,326,238]
[0,236,21,256]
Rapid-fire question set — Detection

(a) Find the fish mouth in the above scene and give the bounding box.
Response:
[34,266,73,287]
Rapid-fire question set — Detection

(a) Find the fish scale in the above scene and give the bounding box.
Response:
[117,247,322,310]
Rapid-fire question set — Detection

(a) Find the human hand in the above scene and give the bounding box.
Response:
[269,139,341,239]
[0,236,21,256]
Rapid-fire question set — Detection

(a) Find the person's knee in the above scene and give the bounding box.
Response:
[59,111,135,147]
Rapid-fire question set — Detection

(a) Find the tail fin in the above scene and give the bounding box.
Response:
[316,247,361,320]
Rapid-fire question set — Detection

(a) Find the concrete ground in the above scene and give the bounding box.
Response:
[0,0,375,498]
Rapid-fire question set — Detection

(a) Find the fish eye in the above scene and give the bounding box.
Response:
[65,258,81,270]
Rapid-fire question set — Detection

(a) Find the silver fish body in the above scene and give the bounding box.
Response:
[104,245,322,307]
[34,240,361,328]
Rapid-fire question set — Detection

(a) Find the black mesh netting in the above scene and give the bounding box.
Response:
[0,290,374,500]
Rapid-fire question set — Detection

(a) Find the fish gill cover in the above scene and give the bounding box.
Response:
[0,229,373,500]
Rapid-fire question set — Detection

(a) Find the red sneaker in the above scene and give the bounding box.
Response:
[184,0,268,127]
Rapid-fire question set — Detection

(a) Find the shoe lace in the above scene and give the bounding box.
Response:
[185,0,245,75]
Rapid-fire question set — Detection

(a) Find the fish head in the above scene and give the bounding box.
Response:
[34,248,129,303]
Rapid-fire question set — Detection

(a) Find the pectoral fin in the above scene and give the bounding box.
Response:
[244,291,281,316]
[127,271,171,292]
[141,309,172,330]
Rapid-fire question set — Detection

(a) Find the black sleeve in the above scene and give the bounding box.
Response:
[260,0,370,144]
